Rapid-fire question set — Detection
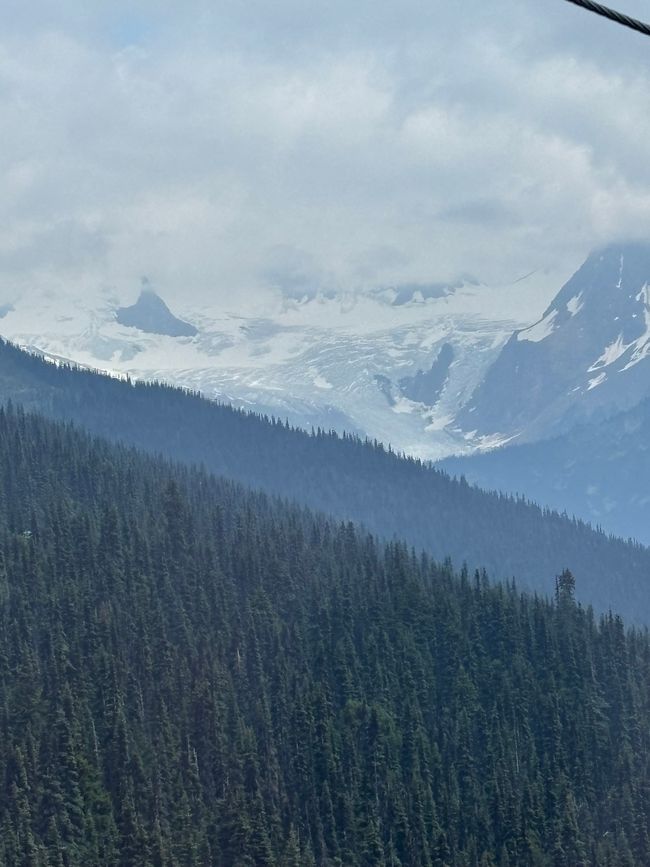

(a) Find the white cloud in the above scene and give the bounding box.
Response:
[1,0,650,307]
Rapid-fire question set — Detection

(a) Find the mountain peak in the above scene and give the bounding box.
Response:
[116,283,198,338]
[547,240,650,317]
[455,241,650,443]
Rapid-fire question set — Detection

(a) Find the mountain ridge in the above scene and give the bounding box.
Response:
[440,394,650,545]
[0,337,649,623]
[454,242,650,444]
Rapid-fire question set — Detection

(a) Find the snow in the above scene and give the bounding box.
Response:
[617,254,624,289]
[4,253,649,463]
[622,329,650,371]
[587,372,607,391]
[474,431,520,451]
[310,369,333,390]
[25,247,650,462]
[622,285,650,371]
[566,292,584,316]
[588,334,629,371]
[391,396,418,415]
[516,309,558,343]
[456,428,520,451]
[424,412,455,432]
[0,282,528,462]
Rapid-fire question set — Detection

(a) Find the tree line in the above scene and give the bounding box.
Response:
[0,338,649,624]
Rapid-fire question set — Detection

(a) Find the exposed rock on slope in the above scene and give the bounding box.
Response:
[116,284,198,338]
[455,243,650,444]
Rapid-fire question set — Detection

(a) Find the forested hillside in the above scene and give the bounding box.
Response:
[1,405,650,865]
[1,339,649,623]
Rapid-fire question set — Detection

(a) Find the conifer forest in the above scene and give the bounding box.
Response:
[1,405,650,866]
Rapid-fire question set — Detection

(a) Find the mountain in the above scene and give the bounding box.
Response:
[2,404,650,866]
[116,284,198,337]
[4,245,650,548]
[0,278,545,459]
[438,243,650,543]
[2,244,649,466]
[441,395,650,545]
[454,243,650,445]
[0,337,649,624]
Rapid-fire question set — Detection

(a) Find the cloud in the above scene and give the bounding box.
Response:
[260,245,332,299]
[1,0,650,307]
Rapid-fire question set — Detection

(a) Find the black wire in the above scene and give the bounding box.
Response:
[564,0,650,37]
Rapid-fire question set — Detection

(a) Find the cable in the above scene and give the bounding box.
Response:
[564,0,650,37]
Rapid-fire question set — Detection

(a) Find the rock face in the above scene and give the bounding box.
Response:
[455,243,650,443]
[399,343,454,405]
[116,288,198,338]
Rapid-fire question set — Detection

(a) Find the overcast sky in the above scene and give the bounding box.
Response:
[2,0,650,306]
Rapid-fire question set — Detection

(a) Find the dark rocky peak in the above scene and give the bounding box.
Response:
[116,280,198,338]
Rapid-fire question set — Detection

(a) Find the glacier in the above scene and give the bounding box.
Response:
[0,279,540,461]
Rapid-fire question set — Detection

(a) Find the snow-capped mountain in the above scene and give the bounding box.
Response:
[439,241,650,543]
[0,278,541,460]
[455,243,650,445]
[3,242,648,474]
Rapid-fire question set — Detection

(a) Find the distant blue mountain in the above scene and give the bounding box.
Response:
[443,242,650,543]
[441,396,650,544]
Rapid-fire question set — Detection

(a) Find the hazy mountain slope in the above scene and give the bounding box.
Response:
[455,243,650,444]
[441,396,650,544]
[0,338,649,623]
[439,243,650,543]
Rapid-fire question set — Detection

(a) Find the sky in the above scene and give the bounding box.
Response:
[2,0,650,308]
